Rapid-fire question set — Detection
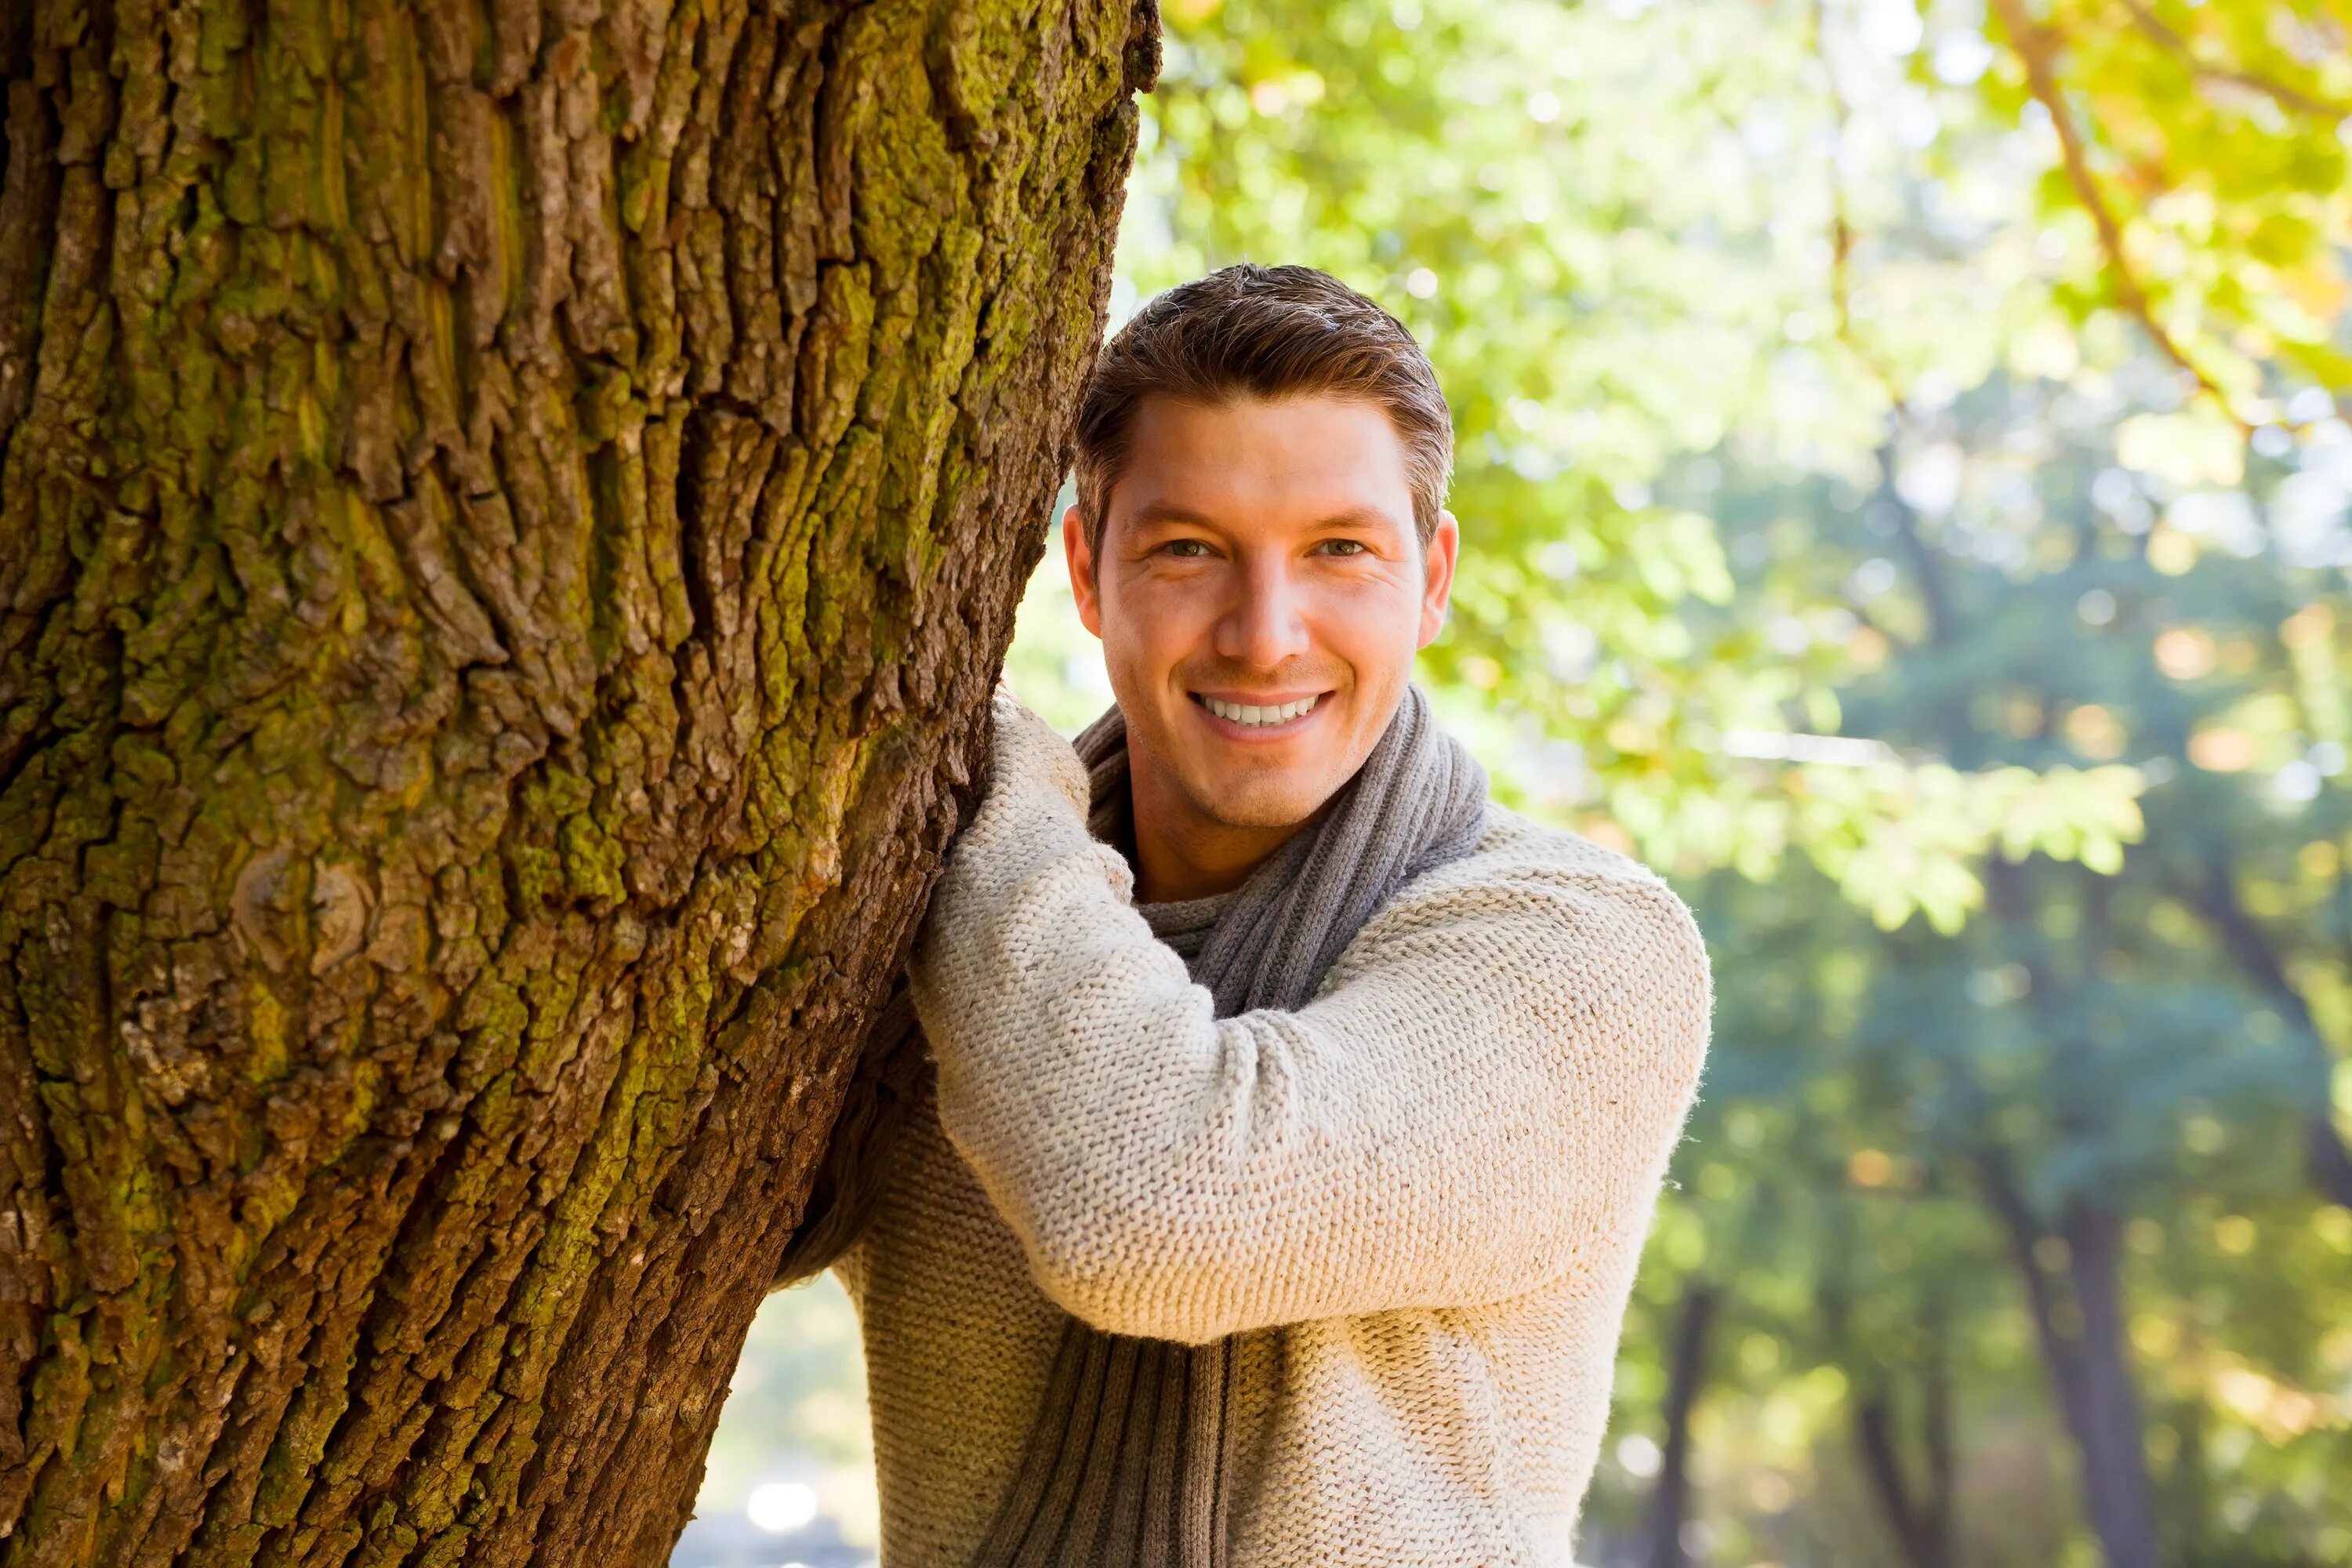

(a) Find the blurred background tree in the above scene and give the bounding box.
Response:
[690,2,2352,1566]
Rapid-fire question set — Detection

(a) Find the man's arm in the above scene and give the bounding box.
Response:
[911,694,1712,1345]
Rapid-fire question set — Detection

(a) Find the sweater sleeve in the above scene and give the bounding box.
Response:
[910,692,1713,1345]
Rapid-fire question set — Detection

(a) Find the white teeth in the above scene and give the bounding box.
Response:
[1203,694,1320,726]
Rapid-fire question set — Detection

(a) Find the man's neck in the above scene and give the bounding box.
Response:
[1126,757,1308,905]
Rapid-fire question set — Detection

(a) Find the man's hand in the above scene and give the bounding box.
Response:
[978,686,1092,824]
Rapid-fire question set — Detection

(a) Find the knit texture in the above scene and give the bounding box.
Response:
[832,691,1713,1567]
[963,687,1489,1568]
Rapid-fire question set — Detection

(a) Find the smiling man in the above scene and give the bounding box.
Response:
[780,264,1712,1567]
[1066,385,1454,904]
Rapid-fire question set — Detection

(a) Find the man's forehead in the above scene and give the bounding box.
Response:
[1113,393,1417,528]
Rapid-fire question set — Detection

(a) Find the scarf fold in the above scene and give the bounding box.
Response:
[775,686,1487,1567]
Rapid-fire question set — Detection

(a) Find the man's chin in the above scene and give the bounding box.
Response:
[1182,779,1337,833]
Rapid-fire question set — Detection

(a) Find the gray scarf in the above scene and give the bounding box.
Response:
[776,686,1488,1566]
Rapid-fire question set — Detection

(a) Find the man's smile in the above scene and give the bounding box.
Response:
[1189,689,1332,736]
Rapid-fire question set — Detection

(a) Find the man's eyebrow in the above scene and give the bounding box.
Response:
[1307,505,1409,534]
[1120,501,1410,535]
[1123,502,1226,530]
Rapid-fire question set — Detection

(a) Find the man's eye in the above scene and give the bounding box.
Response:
[1163,539,1213,557]
[1314,539,1368,557]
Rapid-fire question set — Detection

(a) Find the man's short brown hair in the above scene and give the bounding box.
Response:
[1071,263,1454,557]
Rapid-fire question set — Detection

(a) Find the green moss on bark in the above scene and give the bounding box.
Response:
[0,0,1161,1562]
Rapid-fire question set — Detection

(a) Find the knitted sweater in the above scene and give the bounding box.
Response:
[832,699,1713,1566]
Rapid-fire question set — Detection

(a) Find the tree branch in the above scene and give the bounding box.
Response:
[2118,0,2352,122]
[1987,0,2245,429]
[1813,0,1907,409]
[2176,853,2352,1209]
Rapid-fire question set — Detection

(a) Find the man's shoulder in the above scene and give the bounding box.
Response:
[1367,802,1704,967]
[1428,803,1676,898]
[1322,800,1709,1025]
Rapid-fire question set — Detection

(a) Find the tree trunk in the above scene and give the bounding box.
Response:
[1985,1175,2161,1568]
[0,1,1158,1563]
[1639,1283,1715,1568]
[1851,1345,1955,1568]
[2056,1204,2162,1568]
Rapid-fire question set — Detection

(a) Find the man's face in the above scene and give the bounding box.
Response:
[1065,394,1458,833]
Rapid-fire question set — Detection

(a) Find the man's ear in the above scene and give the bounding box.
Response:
[1063,503,1104,638]
[1417,508,1461,648]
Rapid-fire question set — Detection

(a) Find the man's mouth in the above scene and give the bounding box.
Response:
[1192,691,1325,728]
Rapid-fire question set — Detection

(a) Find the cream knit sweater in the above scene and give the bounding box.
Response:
[831,697,1712,1567]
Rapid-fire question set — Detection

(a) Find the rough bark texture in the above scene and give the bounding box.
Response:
[0,0,1158,1563]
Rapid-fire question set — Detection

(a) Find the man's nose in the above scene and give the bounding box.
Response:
[1215,559,1312,670]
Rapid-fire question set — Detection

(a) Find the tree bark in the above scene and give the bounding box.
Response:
[1639,1283,1714,1568]
[0,1,1158,1563]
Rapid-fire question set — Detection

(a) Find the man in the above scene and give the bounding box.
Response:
[779,263,1711,1567]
